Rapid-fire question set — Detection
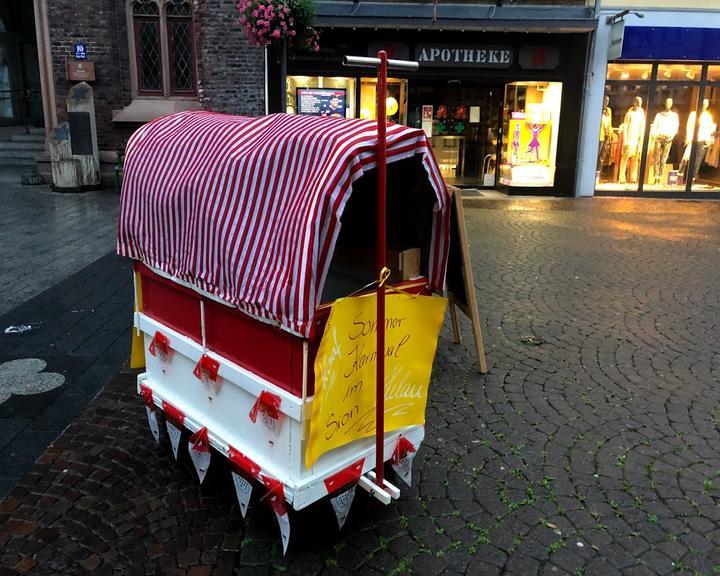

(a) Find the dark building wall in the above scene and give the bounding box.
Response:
[196,0,265,116]
[46,0,133,151]
[45,0,265,153]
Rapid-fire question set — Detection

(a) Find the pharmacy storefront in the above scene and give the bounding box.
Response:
[269,27,591,196]
[579,12,720,196]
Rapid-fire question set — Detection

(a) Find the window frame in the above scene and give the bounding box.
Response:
[127,0,197,99]
[166,3,197,96]
[133,13,164,95]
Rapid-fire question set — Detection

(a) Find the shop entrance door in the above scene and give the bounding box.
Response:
[407,83,502,188]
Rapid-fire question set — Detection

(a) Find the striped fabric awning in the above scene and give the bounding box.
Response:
[118,111,450,338]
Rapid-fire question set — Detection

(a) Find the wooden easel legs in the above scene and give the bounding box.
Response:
[449,295,488,374]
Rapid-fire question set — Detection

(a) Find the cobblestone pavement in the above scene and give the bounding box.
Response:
[0,168,120,316]
[2,198,720,575]
[0,169,131,496]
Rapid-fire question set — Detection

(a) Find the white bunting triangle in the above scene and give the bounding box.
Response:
[330,486,356,530]
[275,509,291,555]
[231,471,253,518]
[166,421,182,460]
[391,455,415,487]
[189,445,211,483]
[145,406,160,444]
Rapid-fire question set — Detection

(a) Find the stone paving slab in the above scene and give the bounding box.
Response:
[0,252,132,497]
[0,168,120,317]
[1,198,720,575]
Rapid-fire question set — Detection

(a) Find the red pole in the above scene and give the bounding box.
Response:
[375,50,387,488]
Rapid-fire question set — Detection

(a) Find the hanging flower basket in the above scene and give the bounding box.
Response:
[237,0,320,52]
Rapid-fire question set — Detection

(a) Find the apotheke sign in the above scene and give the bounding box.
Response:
[416,45,512,68]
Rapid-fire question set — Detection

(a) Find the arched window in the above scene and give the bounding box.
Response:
[130,0,196,97]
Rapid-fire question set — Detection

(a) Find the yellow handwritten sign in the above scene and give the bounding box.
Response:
[306,292,447,468]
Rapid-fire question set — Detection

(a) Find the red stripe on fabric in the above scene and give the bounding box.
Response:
[117,112,451,337]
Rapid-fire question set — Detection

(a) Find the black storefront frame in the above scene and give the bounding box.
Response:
[600,61,720,196]
[269,29,590,197]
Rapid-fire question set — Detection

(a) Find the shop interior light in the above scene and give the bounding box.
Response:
[620,71,630,80]
[663,69,672,79]
[386,97,399,116]
[641,71,649,80]
[685,70,695,80]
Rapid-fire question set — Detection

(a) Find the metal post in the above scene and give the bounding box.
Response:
[279,35,287,114]
[375,50,388,487]
[342,52,418,489]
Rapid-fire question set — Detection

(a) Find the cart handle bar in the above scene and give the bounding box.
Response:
[342,55,419,71]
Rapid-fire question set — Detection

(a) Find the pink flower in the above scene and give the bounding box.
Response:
[272,29,281,38]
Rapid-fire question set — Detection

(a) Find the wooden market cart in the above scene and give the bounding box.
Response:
[117,105,478,549]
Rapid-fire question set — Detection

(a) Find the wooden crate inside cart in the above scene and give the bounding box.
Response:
[118,111,451,543]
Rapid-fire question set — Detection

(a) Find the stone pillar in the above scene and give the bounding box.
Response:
[66,81,99,187]
[47,122,79,189]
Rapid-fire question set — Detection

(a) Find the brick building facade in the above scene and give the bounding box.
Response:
[35,0,265,154]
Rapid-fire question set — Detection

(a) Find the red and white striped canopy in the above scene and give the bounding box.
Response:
[118,111,450,337]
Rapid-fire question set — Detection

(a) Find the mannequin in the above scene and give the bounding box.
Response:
[650,97,679,185]
[618,96,646,184]
[597,95,612,173]
[679,99,716,182]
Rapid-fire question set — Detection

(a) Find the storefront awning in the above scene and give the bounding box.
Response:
[314,1,598,33]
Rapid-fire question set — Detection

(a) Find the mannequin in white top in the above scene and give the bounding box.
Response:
[679,98,717,182]
[619,96,646,184]
[650,98,679,185]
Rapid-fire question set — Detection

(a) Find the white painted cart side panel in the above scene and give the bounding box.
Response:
[136,315,426,510]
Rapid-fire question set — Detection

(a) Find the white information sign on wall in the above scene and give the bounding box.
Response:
[607,21,625,60]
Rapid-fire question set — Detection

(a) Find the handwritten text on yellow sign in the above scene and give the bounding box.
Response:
[306,292,447,468]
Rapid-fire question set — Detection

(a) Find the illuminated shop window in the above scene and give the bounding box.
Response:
[597,62,720,193]
[690,86,720,192]
[286,76,356,118]
[606,63,652,81]
[499,81,563,187]
[596,82,651,192]
[707,66,720,83]
[359,77,407,125]
[657,64,702,82]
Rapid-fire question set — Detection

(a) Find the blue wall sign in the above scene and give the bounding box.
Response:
[620,27,720,61]
[74,43,87,61]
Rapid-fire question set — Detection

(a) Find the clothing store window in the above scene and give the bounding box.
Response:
[707,66,720,83]
[597,62,720,193]
[644,83,698,190]
[657,64,701,82]
[606,63,652,81]
[499,81,563,188]
[690,85,720,191]
[596,79,650,191]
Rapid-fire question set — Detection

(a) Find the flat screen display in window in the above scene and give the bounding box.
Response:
[297,88,347,118]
